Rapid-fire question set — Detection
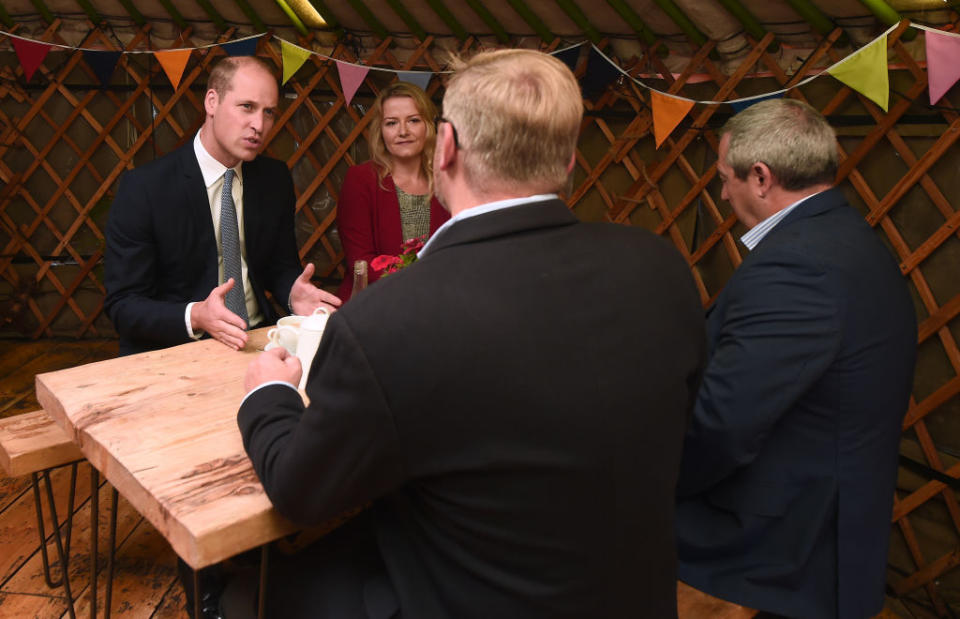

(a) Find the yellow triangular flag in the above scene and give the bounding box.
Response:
[650,90,695,148]
[154,49,191,90]
[281,40,311,85]
[827,35,889,111]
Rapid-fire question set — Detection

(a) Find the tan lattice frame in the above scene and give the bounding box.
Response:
[1,17,960,611]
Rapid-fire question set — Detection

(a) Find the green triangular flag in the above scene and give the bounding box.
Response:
[827,35,889,111]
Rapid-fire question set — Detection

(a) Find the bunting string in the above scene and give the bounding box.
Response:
[2,21,958,147]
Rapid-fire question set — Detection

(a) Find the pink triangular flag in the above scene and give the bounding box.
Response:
[336,61,370,106]
[12,37,52,83]
[925,29,960,105]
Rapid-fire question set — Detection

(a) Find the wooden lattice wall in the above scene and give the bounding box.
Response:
[2,15,960,614]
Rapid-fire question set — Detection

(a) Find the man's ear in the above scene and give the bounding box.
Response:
[566,151,576,174]
[751,161,774,198]
[436,122,457,171]
[204,89,219,117]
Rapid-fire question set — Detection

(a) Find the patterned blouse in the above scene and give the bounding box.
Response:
[396,185,431,241]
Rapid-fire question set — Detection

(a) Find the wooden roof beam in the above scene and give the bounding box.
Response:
[504,0,555,43]
[0,2,16,28]
[425,0,470,43]
[782,0,850,46]
[274,0,310,36]
[115,0,147,27]
[193,0,229,32]
[714,0,780,52]
[157,0,189,30]
[27,0,56,25]
[74,0,103,26]
[856,0,916,40]
[603,0,659,48]
[554,0,602,44]
[306,0,339,27]
[463,0,511,44]
[345,0,390,41]
[385,0,428,41]
[652,0,707,46]
[231,0,268,33]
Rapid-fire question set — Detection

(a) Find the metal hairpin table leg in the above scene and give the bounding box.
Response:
[37,466,78,619]
[104,487,118,619]
[31,462,78,589]
[258,544,269,619]
[90,467,98,619]
[193,568,201,619]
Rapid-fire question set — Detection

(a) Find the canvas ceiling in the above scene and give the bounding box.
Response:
[2,0,958,74]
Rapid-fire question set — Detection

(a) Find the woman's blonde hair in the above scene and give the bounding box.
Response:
[367,82,438,191]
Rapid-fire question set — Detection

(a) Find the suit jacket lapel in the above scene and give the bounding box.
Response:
[180,143,219,285]
[424,199,577,256]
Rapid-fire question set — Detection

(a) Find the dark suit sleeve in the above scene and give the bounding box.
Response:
[677,248,842,497]
[103,170,193,349]
[238,312,405,525]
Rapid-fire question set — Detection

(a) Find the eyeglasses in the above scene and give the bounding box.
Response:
[434,116,460,149]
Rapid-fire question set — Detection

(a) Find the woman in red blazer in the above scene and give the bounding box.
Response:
[336,82,450,301]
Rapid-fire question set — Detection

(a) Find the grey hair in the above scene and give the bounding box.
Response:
[721,98,837,191]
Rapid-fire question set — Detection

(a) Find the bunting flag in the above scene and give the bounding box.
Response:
[336,61,370,106]
[221,36,260,57]
[397,71,432,91]
[155,49,192,90]
[651,90,695,148]
[924,28,960,105]
[83,50,122,87]
[582,47,621,100]
[554,45,581,74]
[827,34,889,111]
[729,92,783,113]
[280,40,311,85]
[12,37,52,82]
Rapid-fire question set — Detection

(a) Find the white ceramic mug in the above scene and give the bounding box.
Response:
[266,324,299,354]
[296,307,330,390]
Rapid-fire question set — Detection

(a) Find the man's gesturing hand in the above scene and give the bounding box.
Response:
[191,278,249,350]
[289,263,342,316]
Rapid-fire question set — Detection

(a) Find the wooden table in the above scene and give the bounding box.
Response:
[35,328,298,570]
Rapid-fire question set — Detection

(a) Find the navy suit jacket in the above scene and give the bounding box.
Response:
[104,143,303,355]
[240,199,706,618]
[676,188,916,618]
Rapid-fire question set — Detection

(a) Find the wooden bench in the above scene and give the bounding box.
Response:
[0,409,84,607]
[0,409,81,476]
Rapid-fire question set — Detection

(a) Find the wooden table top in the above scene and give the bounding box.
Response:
[35,328,298,569]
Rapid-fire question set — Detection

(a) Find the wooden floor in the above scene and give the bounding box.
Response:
[0,338,189,619]
[0,338,944,618]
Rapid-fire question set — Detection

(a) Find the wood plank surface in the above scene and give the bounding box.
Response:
[35,329,297,569]
[0,410,82,476]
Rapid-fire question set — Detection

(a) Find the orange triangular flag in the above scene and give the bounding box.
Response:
[155,49,192,90]
[650,90,695,148]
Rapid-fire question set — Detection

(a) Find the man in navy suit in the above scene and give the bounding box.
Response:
[104,56,339,356]
[676,98,916,618]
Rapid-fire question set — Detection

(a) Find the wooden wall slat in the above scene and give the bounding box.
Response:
[2,19,960,612]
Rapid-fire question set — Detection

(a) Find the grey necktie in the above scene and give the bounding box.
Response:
[220,169,249,325]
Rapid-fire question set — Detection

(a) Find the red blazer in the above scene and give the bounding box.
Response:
[336,161,449,300]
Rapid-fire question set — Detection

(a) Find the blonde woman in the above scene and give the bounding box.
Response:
[336,82,450,300]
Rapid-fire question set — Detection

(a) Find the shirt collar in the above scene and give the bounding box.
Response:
[419,194,558,257]
[193,131,242,189]
[739,191,822,250]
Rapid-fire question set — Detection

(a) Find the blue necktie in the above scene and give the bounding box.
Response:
[220,169,248,324]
